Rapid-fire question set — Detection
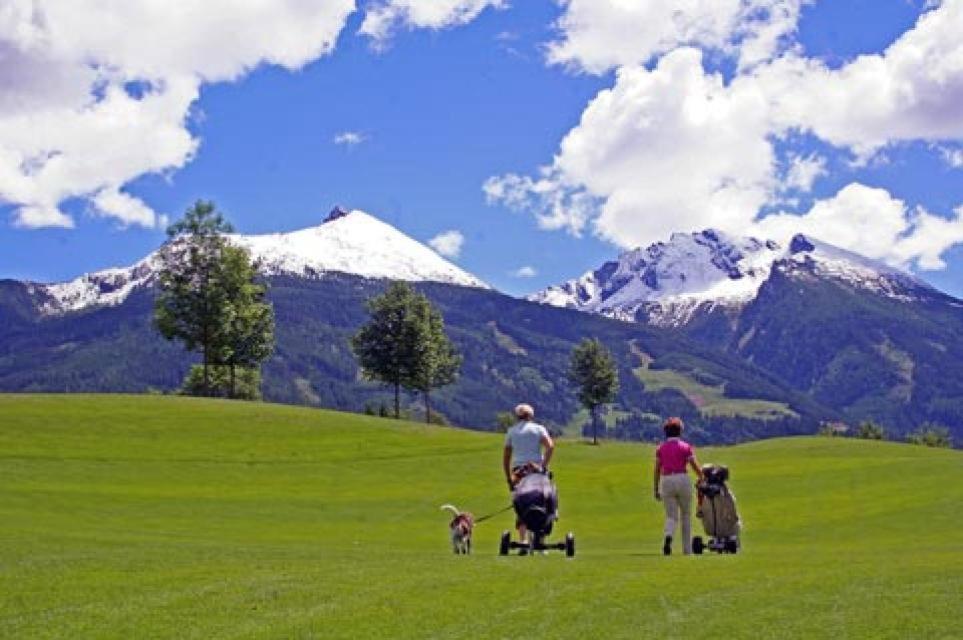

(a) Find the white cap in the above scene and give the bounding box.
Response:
[514,403,534,420]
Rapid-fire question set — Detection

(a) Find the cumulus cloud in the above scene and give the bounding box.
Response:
[939,146,963,168]
[92,187,163,229]
[512,265,537,278]
[333,131,367,146]
[489,0,963,271]
[546,0,811,74]
[756,0,963,157]
[756,183,963,271]
[488,48,775,247]
[782,153,827,192]
[428,229,465,258]
[0,0,355,229]
[483,171,599,236]
[12,204,73,229]
[359,0,506,45]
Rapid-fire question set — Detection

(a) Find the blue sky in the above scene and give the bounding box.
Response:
[2,0,962,298]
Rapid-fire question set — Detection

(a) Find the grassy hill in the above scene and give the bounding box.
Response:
[1,395,960,638]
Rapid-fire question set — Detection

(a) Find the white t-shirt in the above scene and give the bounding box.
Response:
[504,421,549,468]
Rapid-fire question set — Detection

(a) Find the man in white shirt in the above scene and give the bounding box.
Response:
[503,403,555,544]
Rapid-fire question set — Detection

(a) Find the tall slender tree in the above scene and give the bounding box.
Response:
[219,245,275,399]
[569,337,620,445]
[405,294,462,424]
[154,201,234,396]
[351,282,422,418]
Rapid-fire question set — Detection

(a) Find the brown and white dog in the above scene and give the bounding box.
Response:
[440,504,474,554]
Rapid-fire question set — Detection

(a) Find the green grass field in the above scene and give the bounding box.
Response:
[1,395,960,639]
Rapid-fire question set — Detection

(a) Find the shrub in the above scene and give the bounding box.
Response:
[856,421,885,440]
[818,422,848,437]
[906,424,952,448]
[495,411,515,433]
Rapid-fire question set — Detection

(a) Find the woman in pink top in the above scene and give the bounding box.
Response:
[653,417,704,555]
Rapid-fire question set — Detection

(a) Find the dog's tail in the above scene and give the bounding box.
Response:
[440,504,461,517]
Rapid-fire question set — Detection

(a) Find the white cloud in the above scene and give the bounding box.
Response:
[512,265,537,278]
[333,131,367,146]
[488,0,963,271]
[428,229,465,258]
[487,48,775,248]
[91,187,160,228]
[11,204,74,229]
[0,0,355,229]
[783,153,827,192]
[546,0,810,74]
[1,78,199,229]
[360,0,506,45]
[483,170,598,236]
[756,183,963,271]
[756,0,963,157]
[939,146,963,168]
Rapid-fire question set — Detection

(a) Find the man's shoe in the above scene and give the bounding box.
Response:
[663,535,672,556]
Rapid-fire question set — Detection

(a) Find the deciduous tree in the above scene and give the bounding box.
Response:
[405,294,461,424]
[154,201,234,396]
[351,282,422,418]
[569,338,619,445]
[219,245,275,398]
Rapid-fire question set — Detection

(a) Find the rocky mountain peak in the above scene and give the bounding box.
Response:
[323,205,351,224]
[530,228,939,326]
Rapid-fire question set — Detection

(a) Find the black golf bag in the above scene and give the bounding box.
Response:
[512,471,558,537]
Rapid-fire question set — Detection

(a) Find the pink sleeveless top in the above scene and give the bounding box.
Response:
[656,438,694,474]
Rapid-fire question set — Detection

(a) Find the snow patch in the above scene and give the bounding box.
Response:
[30,208,488,315]
[529,229,935,326]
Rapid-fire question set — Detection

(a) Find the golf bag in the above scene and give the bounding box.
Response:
[694,464,741,554]
[512,470,558,537]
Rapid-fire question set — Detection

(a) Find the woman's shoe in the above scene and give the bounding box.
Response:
[663,535,672,556]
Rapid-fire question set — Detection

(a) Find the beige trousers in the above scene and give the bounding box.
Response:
[660,474,693,554]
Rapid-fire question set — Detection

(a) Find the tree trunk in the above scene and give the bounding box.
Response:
[394,383,400,419]
[230,364,236,399]
[203,343,210,397]
[591,404,599,446]
[424,390,431,425]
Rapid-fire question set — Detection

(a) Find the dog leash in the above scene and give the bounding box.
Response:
[473,504,513,524]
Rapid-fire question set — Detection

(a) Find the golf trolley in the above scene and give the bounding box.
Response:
[499,470,575,557]
[692,464,741,555]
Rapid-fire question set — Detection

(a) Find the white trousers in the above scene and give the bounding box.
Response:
[660,474,693,554]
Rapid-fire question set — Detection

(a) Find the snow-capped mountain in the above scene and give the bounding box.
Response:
[530,229,936,327]
[27,207,487,315]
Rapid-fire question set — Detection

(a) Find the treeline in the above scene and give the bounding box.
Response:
[602,412,815,446]
[818,420,954,448]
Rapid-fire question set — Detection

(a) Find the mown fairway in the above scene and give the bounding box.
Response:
[1,395,960,639]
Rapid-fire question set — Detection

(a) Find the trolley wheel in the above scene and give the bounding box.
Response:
[565,532,576,558]
[692,536,705,555]
[499,530,510,556]
[725,538,739,554]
